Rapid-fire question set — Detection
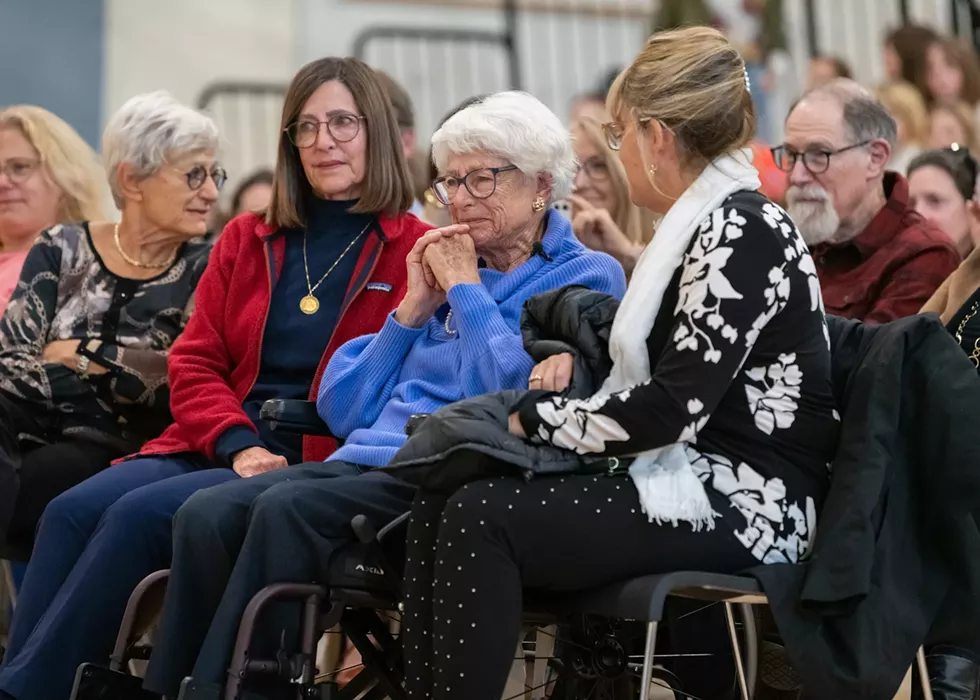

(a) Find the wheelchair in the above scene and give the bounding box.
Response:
[88,398,768,700]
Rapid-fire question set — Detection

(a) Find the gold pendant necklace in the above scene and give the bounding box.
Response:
[300,220,372,315]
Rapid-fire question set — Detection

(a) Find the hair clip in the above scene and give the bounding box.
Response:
[743,66,751,92]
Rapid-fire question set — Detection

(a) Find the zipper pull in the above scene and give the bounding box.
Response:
[606,457,622,476]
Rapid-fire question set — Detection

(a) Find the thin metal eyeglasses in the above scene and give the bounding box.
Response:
[601,122,626,151]
[0,158,40,184]
[601,118,653,152]
[431,165,519,205]
[578,156,611,182]
[180,165,228,191]
[770,141,872,174]
[286,113,366,148]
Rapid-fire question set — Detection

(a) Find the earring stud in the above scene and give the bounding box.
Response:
[532,196,546,212]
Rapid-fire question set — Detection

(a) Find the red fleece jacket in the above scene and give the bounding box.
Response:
[135,210,428,464]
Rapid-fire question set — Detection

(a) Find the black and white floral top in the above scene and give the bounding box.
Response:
[519,191,840,564]
[0,223,210,451]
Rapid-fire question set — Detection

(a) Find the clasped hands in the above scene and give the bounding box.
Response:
[394,224,481,328]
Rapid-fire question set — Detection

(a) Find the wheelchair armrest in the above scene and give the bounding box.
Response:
[259,399,336,438]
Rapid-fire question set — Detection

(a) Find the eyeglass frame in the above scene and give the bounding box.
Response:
[770,140,873,175]
[172,164,228,191]
[285,112,367,149]
[601,117,654,152]
[577,156,611,182]
[0,157,40,185]
[431,165,519,205]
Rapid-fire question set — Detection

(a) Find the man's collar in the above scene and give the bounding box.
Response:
[848,172,909,259]
[815,172,910,260]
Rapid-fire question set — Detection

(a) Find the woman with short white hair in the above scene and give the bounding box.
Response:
[135,90,626,698]
[0,91,220,700]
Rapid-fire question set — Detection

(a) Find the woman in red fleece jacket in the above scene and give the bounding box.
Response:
[0,57,429,700]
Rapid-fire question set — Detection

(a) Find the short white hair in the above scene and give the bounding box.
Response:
[431,91,576,202]
[102,91,220,207]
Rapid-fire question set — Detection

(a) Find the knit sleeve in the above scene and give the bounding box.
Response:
[519,203,799,455]
[317,312,424,437]
[450,254,627,398]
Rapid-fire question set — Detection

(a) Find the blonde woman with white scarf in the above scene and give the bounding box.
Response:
[401,26,841,700]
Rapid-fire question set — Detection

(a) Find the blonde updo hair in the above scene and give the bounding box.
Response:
[607,26,755,167]
[0,105,105,223]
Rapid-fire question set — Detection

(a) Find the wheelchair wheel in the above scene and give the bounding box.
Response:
[540,617,684,700]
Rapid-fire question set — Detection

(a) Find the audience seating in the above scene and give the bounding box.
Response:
[90,397,938,700]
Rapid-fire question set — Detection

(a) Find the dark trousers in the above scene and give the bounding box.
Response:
[0,454,238,700]
[402,473,758,700]
[142,460,416,697]
[6,441,123,555]
[0,391,123,556]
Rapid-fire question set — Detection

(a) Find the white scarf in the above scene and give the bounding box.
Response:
[598,150,761,530]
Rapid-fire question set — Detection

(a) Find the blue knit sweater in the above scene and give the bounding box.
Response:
[318,212,627,468]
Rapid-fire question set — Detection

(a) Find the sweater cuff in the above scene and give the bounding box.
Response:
[376,311,426,354]
[447,283,512,349]
[215,426,264,467]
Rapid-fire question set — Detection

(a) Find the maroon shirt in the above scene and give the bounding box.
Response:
[813,172,960,324]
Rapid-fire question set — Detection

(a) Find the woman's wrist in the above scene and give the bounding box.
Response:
[394,303,429,328]
[616,244,644,277]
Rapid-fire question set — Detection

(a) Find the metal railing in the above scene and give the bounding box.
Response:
[196,0,980,192]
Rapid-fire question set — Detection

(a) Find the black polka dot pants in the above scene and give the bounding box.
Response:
[401,472,757,700]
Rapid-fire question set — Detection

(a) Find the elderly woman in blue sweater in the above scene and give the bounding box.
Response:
[139,90,626,697]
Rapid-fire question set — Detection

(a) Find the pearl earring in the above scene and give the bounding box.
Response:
[532,196,546,212]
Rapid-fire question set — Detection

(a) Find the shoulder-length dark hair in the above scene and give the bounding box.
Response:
[266,57,415,229]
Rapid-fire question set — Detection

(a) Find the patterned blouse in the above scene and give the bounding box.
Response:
[520,191,841,564]
[0,223,210,451]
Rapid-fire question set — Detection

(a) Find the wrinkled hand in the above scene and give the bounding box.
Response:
[422,231,480,292]
[395,226,467,328]
[43,340,108,374]
[232,446,288,478]
[569,195,641,268]
[529,353,574,392]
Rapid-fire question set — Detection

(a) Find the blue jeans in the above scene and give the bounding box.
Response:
[0,454,239,700]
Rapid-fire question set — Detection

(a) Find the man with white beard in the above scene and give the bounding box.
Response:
[776,79,959,323]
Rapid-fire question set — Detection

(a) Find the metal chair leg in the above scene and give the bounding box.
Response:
[638,621,659,700]
[724,602,751,700]
[738,603,758,696]
[917,646,935,700]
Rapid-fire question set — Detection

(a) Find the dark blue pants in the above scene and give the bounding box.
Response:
[142,460,416,697]
[0,454,238,700]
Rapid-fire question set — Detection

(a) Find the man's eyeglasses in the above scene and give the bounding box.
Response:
[0,158,39,185]
[286,113,366,148]
[431,165,519,205]
[771,141,872,174]
[181,165,228,191]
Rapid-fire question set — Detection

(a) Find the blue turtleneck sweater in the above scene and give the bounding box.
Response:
[317,211,627,469]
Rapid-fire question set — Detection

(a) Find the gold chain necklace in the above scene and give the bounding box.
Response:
[113,224,179,270]
[300,220,372,315]
[956,300,980,369]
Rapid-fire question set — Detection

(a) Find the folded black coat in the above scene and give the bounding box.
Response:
[387,286,980,700]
